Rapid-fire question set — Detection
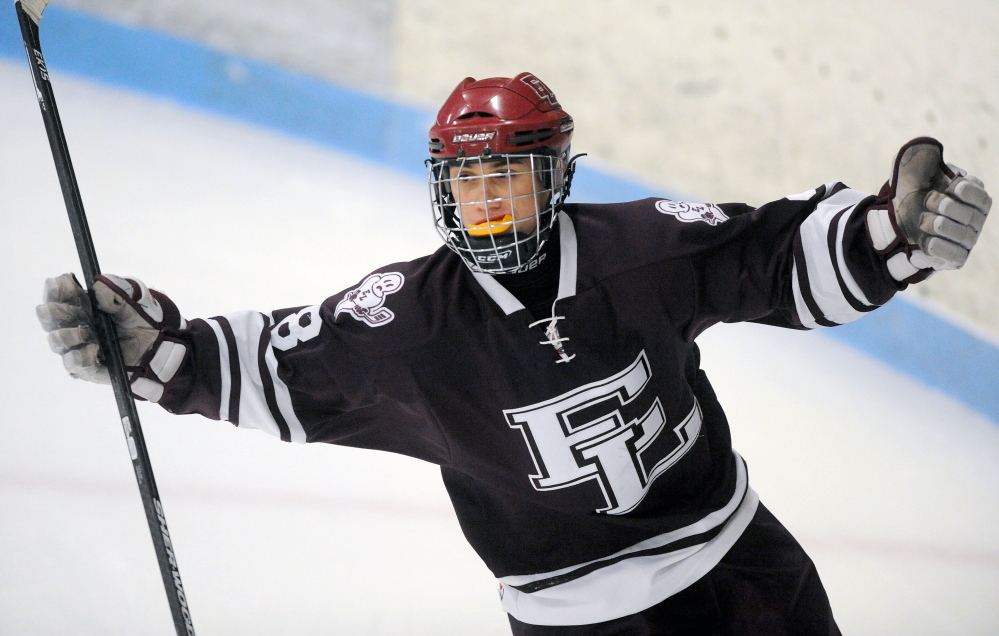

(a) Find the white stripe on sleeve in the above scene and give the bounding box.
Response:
[785,181,839,201]
[785,187,818,201]
[833,201,874,307]
[796,188,873,326]
[262,342,308,444]
[222,310,284,439]
[206,318,231,422]
[790,262,820,329]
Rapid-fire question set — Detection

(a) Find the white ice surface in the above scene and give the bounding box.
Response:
[1,58,997,635]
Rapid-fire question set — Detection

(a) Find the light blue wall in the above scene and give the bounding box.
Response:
[3,5,996,422]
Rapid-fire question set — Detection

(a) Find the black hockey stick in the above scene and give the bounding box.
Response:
[15,2,195,634]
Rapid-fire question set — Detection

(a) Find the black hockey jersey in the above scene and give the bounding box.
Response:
[160,183,900,626]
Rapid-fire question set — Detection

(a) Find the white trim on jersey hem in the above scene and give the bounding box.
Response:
[472,211,579,315]
[498,452,759,626]
[205,318,232,422]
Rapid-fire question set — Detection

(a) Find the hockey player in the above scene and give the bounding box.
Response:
[37,73,991,634]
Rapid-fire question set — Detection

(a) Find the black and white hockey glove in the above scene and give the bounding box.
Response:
[36,273,188,402]
[867,137,992,283]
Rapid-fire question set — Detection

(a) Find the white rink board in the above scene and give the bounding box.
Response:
[1,60,997,635]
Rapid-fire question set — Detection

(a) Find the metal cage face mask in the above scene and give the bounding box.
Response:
[429,153,568,274]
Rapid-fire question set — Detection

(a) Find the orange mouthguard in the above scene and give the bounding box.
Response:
[467,215,514,237]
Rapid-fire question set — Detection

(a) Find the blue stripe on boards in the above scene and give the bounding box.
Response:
[2,5,996,423]
[1,3,22,58]
[824,301,999,422]
[0,5,431,177]
[571,164,678,204]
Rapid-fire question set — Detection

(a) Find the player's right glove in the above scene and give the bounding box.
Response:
[866,137,992,283]
[36,273,188,402]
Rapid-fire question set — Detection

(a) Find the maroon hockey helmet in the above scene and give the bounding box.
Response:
[427,73,582,274]
[428,72,574,159]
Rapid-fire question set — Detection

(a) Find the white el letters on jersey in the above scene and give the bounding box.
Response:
[655,200,729,226]
[505,352,702,515]
[271,306,322,351]
[335,272,405,327]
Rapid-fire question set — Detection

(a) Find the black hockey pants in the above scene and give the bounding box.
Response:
[508,502,841,636]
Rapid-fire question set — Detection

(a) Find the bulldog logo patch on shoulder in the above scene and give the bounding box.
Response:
[335,272,405,327]
[655,200,729,226]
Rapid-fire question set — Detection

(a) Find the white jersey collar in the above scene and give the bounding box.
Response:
[472,211,578,316]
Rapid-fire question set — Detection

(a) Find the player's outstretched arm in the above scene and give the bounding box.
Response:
[36,273,188,402]
[683,137,990,335]
[38,273,347,444]
[867,137,992,282]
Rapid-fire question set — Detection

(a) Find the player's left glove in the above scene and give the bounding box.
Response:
[867,137,991,283]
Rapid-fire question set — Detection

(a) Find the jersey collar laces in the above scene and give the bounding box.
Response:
[530,311,575,363]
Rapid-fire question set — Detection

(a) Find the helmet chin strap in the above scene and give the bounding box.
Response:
[561,152,586,202]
